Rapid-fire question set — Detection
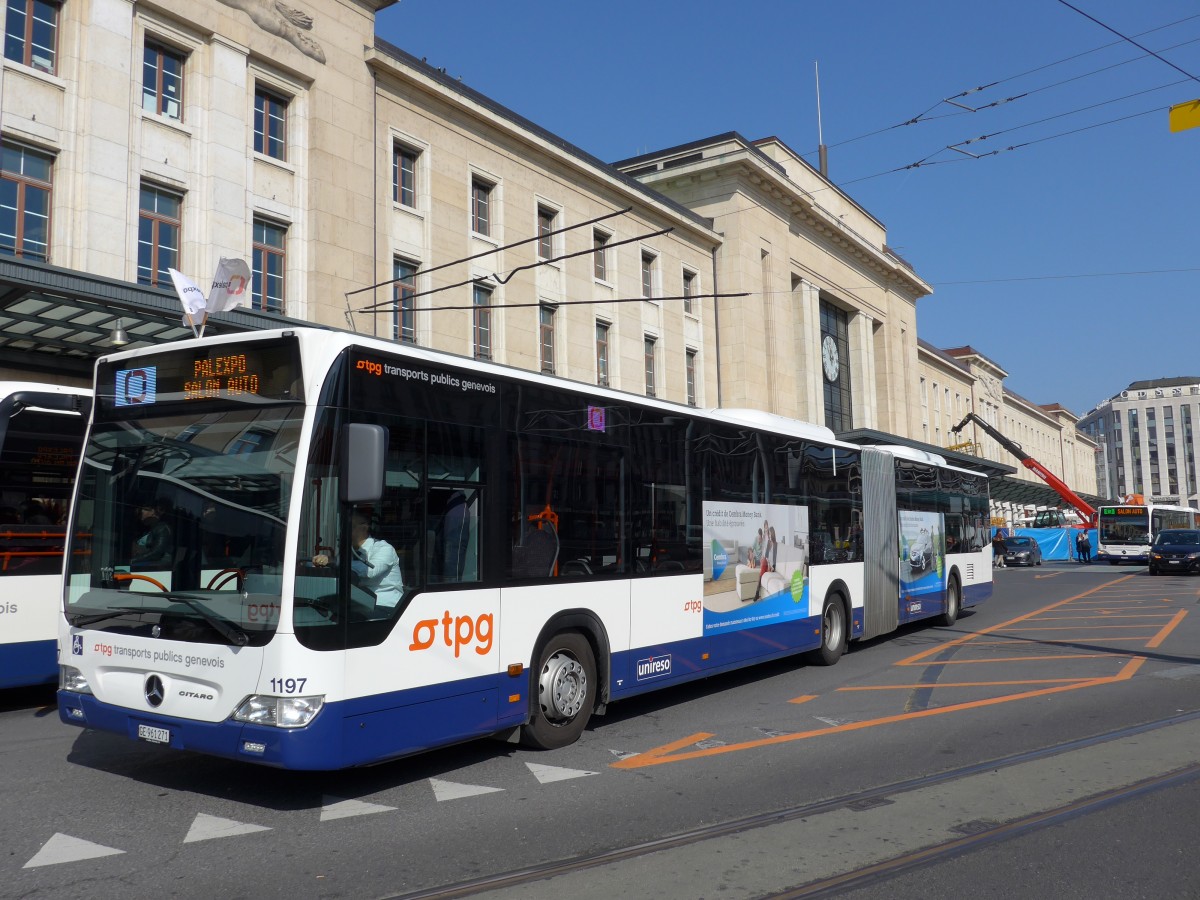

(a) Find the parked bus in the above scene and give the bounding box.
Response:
[1095,502,1199,565]
[58,329,991,769]
[0,383,91,689]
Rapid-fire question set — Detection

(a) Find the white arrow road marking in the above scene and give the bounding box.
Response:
[23,833,124,868]
[610,749,640,760]
[320,796,398,821]
[429,778,504,802]
[183,813,271,843]
[525,762,597,784]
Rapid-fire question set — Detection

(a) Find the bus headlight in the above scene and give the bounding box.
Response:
[232,695,324,729]
[59,665,92,694]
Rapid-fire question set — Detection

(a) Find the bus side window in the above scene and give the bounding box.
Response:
[429,486,479,583]
[424,420,484,585]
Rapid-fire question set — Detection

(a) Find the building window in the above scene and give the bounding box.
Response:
[685,349,697,407]
[641,252,655,299]
[4,0,58,73]
[471,178,492,236]
[473,283,492,360]
[596,321,609,386]
[644,336,657,398]
[537,206,556,260]
[252,218,286,313]
[393,258,417,343]
[142,41,184,120]
[820,299,853,433]
[254,88,288,161]
[137,184,181,287]
[593,230,609,281]
[0,141,52,261]
[539,304,555,374]
[393,145,418,208]
[682,269,696,315]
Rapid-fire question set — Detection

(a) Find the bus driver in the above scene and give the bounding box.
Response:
[313,512,404,608]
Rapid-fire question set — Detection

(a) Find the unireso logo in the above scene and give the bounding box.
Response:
[636,654,672,682]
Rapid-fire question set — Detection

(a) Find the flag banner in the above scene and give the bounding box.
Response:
[168,268,208,316]
[208,258,252,313]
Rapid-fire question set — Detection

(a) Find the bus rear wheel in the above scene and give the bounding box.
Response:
[807,595,846,666]
[520,632,597,750]
[939,575,960,626]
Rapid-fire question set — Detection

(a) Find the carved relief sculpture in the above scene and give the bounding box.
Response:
[217,0,326,64]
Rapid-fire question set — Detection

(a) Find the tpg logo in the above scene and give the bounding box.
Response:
[636,654,672,682]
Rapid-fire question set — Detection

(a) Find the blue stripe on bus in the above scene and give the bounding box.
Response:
[0,640,57,689]
[608,614,824,701]
[964,582,992,605]
[58,669,529,771]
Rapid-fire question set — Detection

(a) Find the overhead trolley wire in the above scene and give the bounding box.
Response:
[812,12,1200,155]
[345,205,633,300]
[1054,0,1200,84]
[353,226,675,316]
[401,291,751,314]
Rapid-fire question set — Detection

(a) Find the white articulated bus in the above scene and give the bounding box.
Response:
[58,328,991,769]
[0,383,90,689]
[1096,502,1199,564]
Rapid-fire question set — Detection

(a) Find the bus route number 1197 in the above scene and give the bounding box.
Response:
[270,677,308,694]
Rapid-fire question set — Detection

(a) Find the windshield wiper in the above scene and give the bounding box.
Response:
[163,594,250,646]
[67,605,153,628]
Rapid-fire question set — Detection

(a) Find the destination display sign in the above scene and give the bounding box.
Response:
[97,337,302,416]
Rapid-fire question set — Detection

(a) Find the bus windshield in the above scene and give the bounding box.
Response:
[64,405,301,646]
[1098,510,1148,546]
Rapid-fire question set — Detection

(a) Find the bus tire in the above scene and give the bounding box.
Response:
[807,595,846,666]
[939,575,960,627]
[520,632,597,750]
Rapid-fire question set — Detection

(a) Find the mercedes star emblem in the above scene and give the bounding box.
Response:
[144,675,165,708]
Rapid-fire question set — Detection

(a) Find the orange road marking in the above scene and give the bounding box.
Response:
[1146,609,1188,649]
[902,654,1114,665]
[1002,624,1159,632]
[838,678,1099,691]
[963,637,1153,646]
[787,694,818,705]
[621,732,715,766]
[897,575,1137,666]
[611,657,1147,769]
[1028,613,1179,621]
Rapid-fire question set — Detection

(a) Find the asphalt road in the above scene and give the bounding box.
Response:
[3,562,1198,899]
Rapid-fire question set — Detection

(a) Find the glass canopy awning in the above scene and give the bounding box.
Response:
[0,258,306,377]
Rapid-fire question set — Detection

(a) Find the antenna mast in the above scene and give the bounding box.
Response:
[815,61,828,177]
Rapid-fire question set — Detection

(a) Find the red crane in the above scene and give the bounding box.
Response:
[950,413,1097,528]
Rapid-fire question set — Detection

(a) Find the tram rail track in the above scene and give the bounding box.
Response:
[387,709,1200,899]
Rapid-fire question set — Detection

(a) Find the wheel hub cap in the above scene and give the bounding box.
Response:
[539,652,586,720]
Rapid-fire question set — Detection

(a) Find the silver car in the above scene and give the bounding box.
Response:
[1003,536,1043,567]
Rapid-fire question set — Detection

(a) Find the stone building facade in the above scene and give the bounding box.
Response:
[918,343,1100,524]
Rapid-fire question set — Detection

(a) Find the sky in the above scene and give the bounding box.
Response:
[374,0,1200,419]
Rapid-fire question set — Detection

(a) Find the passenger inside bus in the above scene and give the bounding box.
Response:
[131,499,173,567]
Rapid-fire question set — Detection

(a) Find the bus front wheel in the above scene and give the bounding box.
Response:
[807,595,846,666]
[521,632,597,750]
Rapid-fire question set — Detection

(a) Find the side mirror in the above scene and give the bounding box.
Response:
[339,423,387,504]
